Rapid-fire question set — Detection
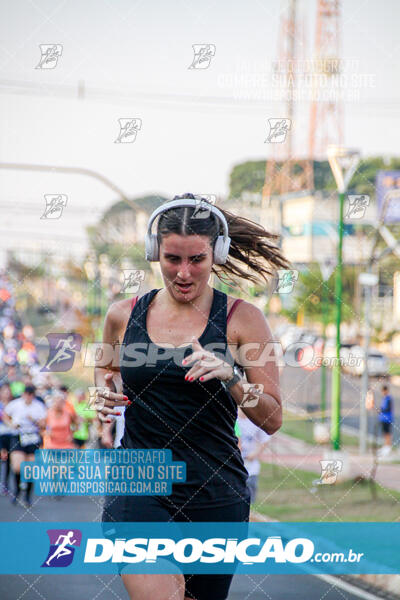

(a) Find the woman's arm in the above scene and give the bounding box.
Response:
[231,302,282,435]
[2,413,16,428]
[94,299,132,423]
[183,301,282,436]
[37,418,47,430]
[70,410,80,428]
[246,439,270,461]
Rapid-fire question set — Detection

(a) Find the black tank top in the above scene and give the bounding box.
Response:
[119,287,249,508]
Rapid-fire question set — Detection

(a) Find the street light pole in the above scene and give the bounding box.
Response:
[332,188,345,449]
[321,278,328,423]
[327,146,360,451]
[318,258,335,424]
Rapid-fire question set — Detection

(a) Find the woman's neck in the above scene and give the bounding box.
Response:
[158,285,213,314]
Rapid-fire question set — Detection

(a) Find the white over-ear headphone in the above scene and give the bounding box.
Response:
[144,198,231,264]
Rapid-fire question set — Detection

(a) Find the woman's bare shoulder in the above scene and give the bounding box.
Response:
[229,296,267,320]
[226,295,248,345]
[226,295,269,337]
[226,294,252,314]
[106,297,138,332]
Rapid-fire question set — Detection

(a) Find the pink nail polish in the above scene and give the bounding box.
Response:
[200,377,204,381]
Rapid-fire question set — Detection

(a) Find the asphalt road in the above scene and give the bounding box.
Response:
[0,573,372,600]
[0,494,379,600]
[281,352,399,444]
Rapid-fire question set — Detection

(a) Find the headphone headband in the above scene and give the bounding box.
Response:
[146,198,229,239]
[145,198,231,264]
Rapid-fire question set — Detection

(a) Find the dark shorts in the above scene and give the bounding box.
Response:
[73,437,87,448]
[0,433,15,452]
[102,491,251,600]
[381,421,392,434]
[9,434,42,455]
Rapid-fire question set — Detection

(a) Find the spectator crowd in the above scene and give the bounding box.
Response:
[0,271,99,507]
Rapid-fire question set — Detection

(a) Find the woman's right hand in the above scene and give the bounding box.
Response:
[100,427,114,448]
[95,372,131,423]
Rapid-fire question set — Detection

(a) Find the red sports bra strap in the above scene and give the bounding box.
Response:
[131,296,138,310]
[227,298,243,324]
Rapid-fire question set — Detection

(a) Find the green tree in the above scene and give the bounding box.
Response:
[228,157,400,199]
[86,194,169,269]
[280,264,356,324]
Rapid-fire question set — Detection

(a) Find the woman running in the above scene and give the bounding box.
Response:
[96,193,289,600]
[0,383,14,495]
[44,391,80,450]
[72,389,97,449]
[2,384,47,506]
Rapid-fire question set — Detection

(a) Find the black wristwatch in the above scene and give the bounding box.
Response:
[221,365,243,391]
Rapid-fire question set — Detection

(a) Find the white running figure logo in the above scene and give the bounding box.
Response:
[46,531,77,566]
[46,335,78,370]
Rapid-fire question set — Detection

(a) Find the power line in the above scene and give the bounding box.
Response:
[0,201,105,216]
[0,162,129,202]
[0,229,86,242]
[0,79,399,112]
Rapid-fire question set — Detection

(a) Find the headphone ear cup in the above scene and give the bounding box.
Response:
[145,233,159,261]
[213,235,231,264]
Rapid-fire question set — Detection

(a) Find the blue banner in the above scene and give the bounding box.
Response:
[20,449,186,496]
[0,522,398,574]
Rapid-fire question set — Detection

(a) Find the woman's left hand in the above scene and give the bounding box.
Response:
[181,337,234,383]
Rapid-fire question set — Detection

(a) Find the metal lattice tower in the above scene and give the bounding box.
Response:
[308,0,343,161]
[262,0,344,209]
[262,0,313,208]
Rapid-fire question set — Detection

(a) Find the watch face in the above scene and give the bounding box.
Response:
[233,366,241,377]
[223,367,241,389]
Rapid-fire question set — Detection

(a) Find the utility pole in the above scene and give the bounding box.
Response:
[319,258,335,423]
[327,145,360,451]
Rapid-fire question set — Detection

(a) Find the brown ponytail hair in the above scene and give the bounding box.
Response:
[156,193,291,290]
